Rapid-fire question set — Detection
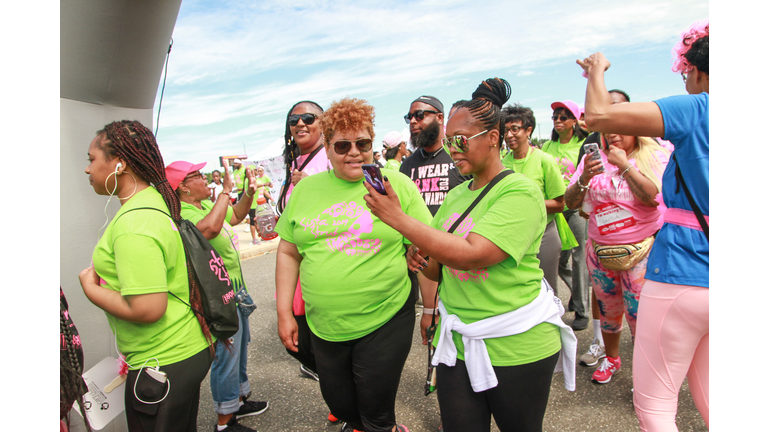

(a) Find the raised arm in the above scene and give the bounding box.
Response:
[578,53,665,138]
[195,167,234,240]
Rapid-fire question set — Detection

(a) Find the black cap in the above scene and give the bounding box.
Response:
[411,95,444,113]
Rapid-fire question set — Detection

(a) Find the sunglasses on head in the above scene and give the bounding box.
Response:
[552,115,574,122]
[288,113,318,126]
[404,109,440,124]
[441,130,489,153]
[331,138,373,155]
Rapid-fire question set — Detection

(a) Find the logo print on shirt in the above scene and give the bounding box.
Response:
[299,200,381,256]
[440,213,489,282]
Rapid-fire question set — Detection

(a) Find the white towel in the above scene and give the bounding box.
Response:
[432,279,577,392]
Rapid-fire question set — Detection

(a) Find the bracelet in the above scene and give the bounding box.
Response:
[620,165,633,179]
[422,308,436,315]
[245,189,253,198]
[218,192,231,199]
[577,178,589,192]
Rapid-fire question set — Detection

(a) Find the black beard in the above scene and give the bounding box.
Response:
[411,120,441,149]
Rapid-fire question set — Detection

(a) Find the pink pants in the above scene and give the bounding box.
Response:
[632,280,709,431]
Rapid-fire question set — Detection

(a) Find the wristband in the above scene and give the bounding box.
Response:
[422,308,436,315]
[245,189,254,198]
[620,165,633,179]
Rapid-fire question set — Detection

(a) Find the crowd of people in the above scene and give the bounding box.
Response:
[68,19,708,432]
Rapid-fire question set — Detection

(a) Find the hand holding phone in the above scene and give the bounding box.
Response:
[582,142,605,174]
[362,164,387,195]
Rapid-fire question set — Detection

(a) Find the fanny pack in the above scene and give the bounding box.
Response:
[593,235,654,271]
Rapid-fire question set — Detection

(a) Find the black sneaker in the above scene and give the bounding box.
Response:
[216,416,257,432]
[235,400,269,418]
[571,315,589,331]
[300,364,320,381]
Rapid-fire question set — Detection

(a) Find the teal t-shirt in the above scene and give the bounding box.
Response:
[431,173,561,366]
[180,200,246,294]
[502,148,566,224]
[92,188,211,369]
[275,168,432,342]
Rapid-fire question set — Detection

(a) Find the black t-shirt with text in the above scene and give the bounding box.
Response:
[400,147,469,215]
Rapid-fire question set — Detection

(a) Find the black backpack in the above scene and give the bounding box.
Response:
[113,207,239,339]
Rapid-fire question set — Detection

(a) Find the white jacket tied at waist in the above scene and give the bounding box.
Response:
[432,279,577,392]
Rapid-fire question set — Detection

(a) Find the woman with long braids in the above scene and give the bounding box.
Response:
[80,120,214,432]
[60,288,92,432]
[365,78,576,432]
[275,101,331,394]
[578,20,709,430]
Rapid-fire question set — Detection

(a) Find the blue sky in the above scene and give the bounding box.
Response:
[152,0,709,170]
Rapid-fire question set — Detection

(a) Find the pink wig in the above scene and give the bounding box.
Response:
[671,19,709,73]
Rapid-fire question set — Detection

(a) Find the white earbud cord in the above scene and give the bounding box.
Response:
[133,357,171,405]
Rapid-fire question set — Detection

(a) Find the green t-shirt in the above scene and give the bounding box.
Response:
[431,173,561,366]
[243,175,272,209]
[180,201,245,293]
[540,135,586,188]
[275,168,432,342]
[383,159,401,172]
[232,166,246,191]
[502,148,566,224]
[92,188,211,369]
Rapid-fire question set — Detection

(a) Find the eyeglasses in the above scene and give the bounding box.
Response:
[552,115,574,122]
[507,125,526,133]
[441,130,489,153]
[681,72,688,83]
[331,138,373,155]
[404,109,440,124]
[183,171,204,182]
[288,113,318,126]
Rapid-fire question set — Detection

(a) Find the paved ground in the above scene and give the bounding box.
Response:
[196,222,707,431]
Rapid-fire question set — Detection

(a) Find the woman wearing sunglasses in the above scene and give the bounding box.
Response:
[541,100,592,331]
[273,101,330,384]
[579,20,709,430]
[166,160,268,432]
[364,78,576,432]
[275,97,431,432]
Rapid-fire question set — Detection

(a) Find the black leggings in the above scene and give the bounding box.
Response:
[124,347,213,432]
[437,352,560,432]
[310,298,414,432]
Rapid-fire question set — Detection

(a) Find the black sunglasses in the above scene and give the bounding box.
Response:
[552,115,575,122]
[404,109,440,124]
[331,139,373,155]
[288,113,318,126]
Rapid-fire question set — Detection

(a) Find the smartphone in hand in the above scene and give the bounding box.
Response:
[362,164,387,195]
[582,142,605,173]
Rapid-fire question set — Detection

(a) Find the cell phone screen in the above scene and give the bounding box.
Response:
[362,164,387,195]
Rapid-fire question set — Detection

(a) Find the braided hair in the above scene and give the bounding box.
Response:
[95,120,213,347]
[277,101,324,213]
[60,289,92,431]
[453,78,512,148]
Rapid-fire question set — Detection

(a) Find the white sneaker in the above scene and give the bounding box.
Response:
[579,339,606,366]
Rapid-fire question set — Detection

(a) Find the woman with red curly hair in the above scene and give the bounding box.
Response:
[578,19,709,430]
[274,97,431,432]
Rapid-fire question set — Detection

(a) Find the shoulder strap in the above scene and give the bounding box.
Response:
[296,144,324,171]
[672,154,709,241]
[432,169,514,320]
